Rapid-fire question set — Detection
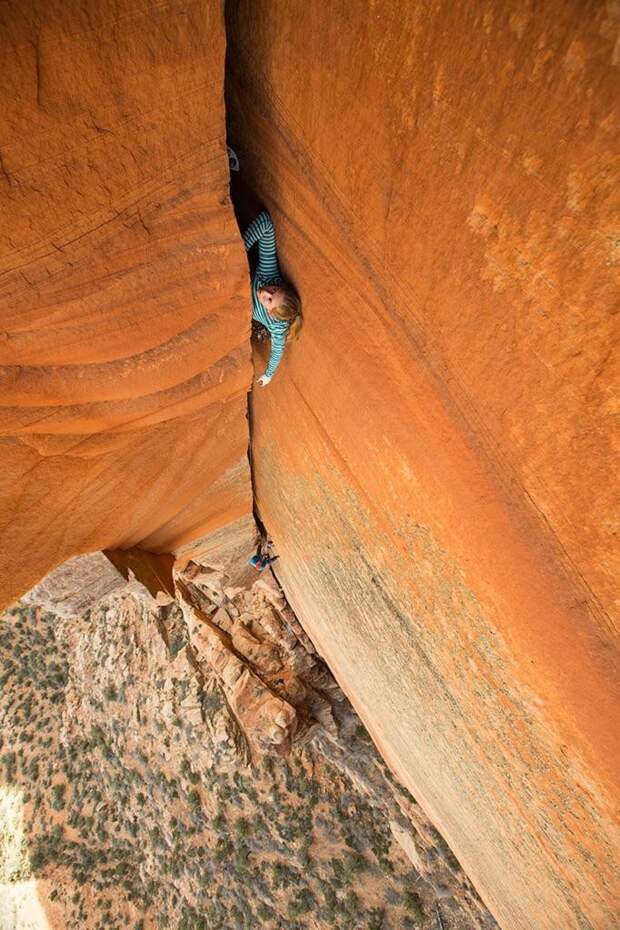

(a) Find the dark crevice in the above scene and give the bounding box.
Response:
[224,2,270,551]
[246,386,269,547]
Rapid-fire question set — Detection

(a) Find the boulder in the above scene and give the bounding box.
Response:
[389,820,425,874]
[230,626,282,673]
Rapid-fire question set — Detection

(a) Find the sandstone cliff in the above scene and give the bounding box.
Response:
[226,3,620,929]
[1,2,618,929]
[0,0,253,609]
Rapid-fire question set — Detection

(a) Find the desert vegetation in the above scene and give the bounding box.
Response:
[0,589,491,930]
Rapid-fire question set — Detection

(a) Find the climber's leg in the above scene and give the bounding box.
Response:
[227,145,240,172]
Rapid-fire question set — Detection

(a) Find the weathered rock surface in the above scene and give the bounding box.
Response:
[226,3,620,929]
[0,0,253,609]
[177,563,327,754]
[21,551,125,617]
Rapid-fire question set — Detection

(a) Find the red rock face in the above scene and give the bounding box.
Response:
[0,0,253,608]
[226,2,619,928]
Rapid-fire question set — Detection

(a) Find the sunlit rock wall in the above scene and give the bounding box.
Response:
[226,2,620,928]
[0,0,253,609]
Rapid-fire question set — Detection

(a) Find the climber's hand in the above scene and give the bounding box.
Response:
[257,374,272,387]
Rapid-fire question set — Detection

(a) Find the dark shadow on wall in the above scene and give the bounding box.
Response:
[223,0,293,268]
[223,14,275,551]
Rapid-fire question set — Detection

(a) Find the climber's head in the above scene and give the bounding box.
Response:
[258,283,303,342]
[257,284,286,312]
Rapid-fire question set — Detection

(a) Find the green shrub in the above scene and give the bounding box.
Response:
[323,886,338,909]
[104,684,118,702]
[403,890,425,921]
[51,783,66,811]
[234,816,251,838]
[287,888,315,917]
[344,851,367,875]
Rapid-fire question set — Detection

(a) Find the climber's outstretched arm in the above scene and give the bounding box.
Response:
[243,211,281,280]
[263,320,288,381]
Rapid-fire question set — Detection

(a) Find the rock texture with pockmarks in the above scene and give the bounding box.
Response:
[226,3,620,929]
[0,0,253,609]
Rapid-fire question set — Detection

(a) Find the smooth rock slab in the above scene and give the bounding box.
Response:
[227,2,620,928]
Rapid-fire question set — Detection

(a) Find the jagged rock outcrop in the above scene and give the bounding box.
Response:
[0,0,253,609]
[226,3,620,929]
[176,562,342,754]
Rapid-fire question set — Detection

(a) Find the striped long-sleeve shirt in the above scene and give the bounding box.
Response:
[243,211,289,379]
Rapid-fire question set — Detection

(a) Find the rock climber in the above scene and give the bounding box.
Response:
[243,209,303,386]
[249,538,279,572]
[249,551,278,572]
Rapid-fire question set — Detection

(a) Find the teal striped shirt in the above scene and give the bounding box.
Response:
[243,211,289,379]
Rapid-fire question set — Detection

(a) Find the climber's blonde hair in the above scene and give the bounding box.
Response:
[271,286,303,342]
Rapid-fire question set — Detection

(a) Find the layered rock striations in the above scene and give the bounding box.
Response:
[226,2,620,928]
[0,0,253,609]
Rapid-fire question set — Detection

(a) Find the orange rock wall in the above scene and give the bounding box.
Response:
[226,2,619,928]
[0,0,253,608]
